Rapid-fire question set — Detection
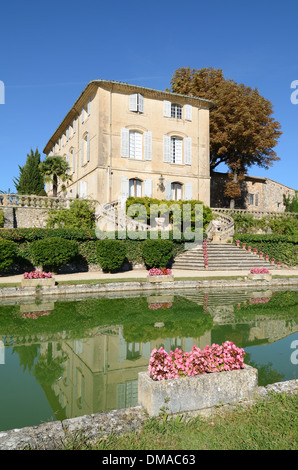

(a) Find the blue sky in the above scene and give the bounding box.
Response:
[0,0,297,192]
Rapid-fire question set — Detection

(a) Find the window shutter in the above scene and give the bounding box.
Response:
[72,149,75,173]
[86,134,90,162]
[81,108,84,124]
[184,182,192,200]
[163,135,171,162]
[87,99,91,115]
[121,177,129,207]
[73,119,76,134]
[184,137,192,165]
[66,153,70,174]
[66,127,69,142]
[185,104,192,121]
[163,100,171,117]
[144,179,152,197]
[138,94,144,113]
[144,131,152,160]
[129,94,138,112]
[81,139,84,166]
[165,180,171,200]
[121,128,129,158]
[83,181,87,198]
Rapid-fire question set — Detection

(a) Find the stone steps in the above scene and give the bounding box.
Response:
[173,243,276,271]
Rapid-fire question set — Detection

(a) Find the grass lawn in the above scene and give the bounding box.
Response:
[60,392,297,450]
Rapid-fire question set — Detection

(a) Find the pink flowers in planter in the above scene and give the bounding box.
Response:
[148,341,245,381]
[148,302,172,310]
[148,268,172,276]
[250,267,269,274]
[23,271,52,279]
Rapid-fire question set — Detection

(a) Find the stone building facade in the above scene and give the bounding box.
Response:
[211,172,297,212]
[43,80,214,207]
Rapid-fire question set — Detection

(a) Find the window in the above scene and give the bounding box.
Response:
[129,131,142,160]
[248,193,254,205]
[121,128,146,159]
[129,178,142,197]
[81,133,90,165]
[129,93,144,113]
[171,182,182,201]
[70,148,75,173]
[171,137,183,164]
[81,99,91,124]
[171,103,182,119]
[78,181,87,198]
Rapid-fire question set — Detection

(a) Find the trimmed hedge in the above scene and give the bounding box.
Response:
[30,237,79,272]
[0,240,17,272]
[234,234,298,266]
[141,239,174,269]
[96,239,127,272]
[0,228,189,273]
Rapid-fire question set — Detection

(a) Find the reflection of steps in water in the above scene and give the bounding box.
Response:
[179,289,273,307]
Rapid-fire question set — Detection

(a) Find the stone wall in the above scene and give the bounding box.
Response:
[211,172,296,212]
[3,207,49,228]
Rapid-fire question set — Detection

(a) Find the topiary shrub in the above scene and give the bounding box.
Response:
[30,237,79,272]
[0,240,17,273]
[96,239,127,272]
[141,239,174,269]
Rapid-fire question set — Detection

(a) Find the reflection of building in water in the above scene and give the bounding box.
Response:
[41,326,211,419]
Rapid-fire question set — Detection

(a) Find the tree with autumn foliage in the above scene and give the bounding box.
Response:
[170,68,282,207]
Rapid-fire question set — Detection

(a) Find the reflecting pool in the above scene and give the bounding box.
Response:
[0,287,297,431]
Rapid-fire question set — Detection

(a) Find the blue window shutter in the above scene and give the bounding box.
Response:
[144,131,152,161]
[121,128,129,158]
[81,139,84,166]
[163,135,171,162]
[86,134,90,162]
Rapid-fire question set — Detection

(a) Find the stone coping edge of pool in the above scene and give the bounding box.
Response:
[0,379,297,450]
[0,277,298,298]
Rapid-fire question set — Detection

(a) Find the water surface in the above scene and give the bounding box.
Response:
[0,287,297,431]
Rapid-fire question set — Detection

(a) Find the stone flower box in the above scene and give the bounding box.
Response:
[21,278,55,288]
[147,275,174,283]
[138,364,258,417]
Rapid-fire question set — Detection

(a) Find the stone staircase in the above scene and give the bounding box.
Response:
[173,243,277,271]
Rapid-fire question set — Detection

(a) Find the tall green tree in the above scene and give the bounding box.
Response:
[14,148,45,195]
[39,155,72,197]
[170,67,282,174]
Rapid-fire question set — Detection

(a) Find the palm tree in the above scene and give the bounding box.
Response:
[39,156,72,197]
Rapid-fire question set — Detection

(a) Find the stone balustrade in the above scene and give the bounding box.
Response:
[0,194,77,209]
[211,207,297,219]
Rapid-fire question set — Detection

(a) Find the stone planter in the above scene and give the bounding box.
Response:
[138,364,258,417]
[248,273,272,281]
[147,275,174,283]
[21,278,55,288]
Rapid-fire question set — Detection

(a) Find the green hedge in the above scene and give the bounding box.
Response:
[0,240,17,272]
[141,239,174,268]
[125,196,213,230]
[96,239,127,272]
[233,234,298,266]
[30,237,79,272]
[0,228,190,273]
